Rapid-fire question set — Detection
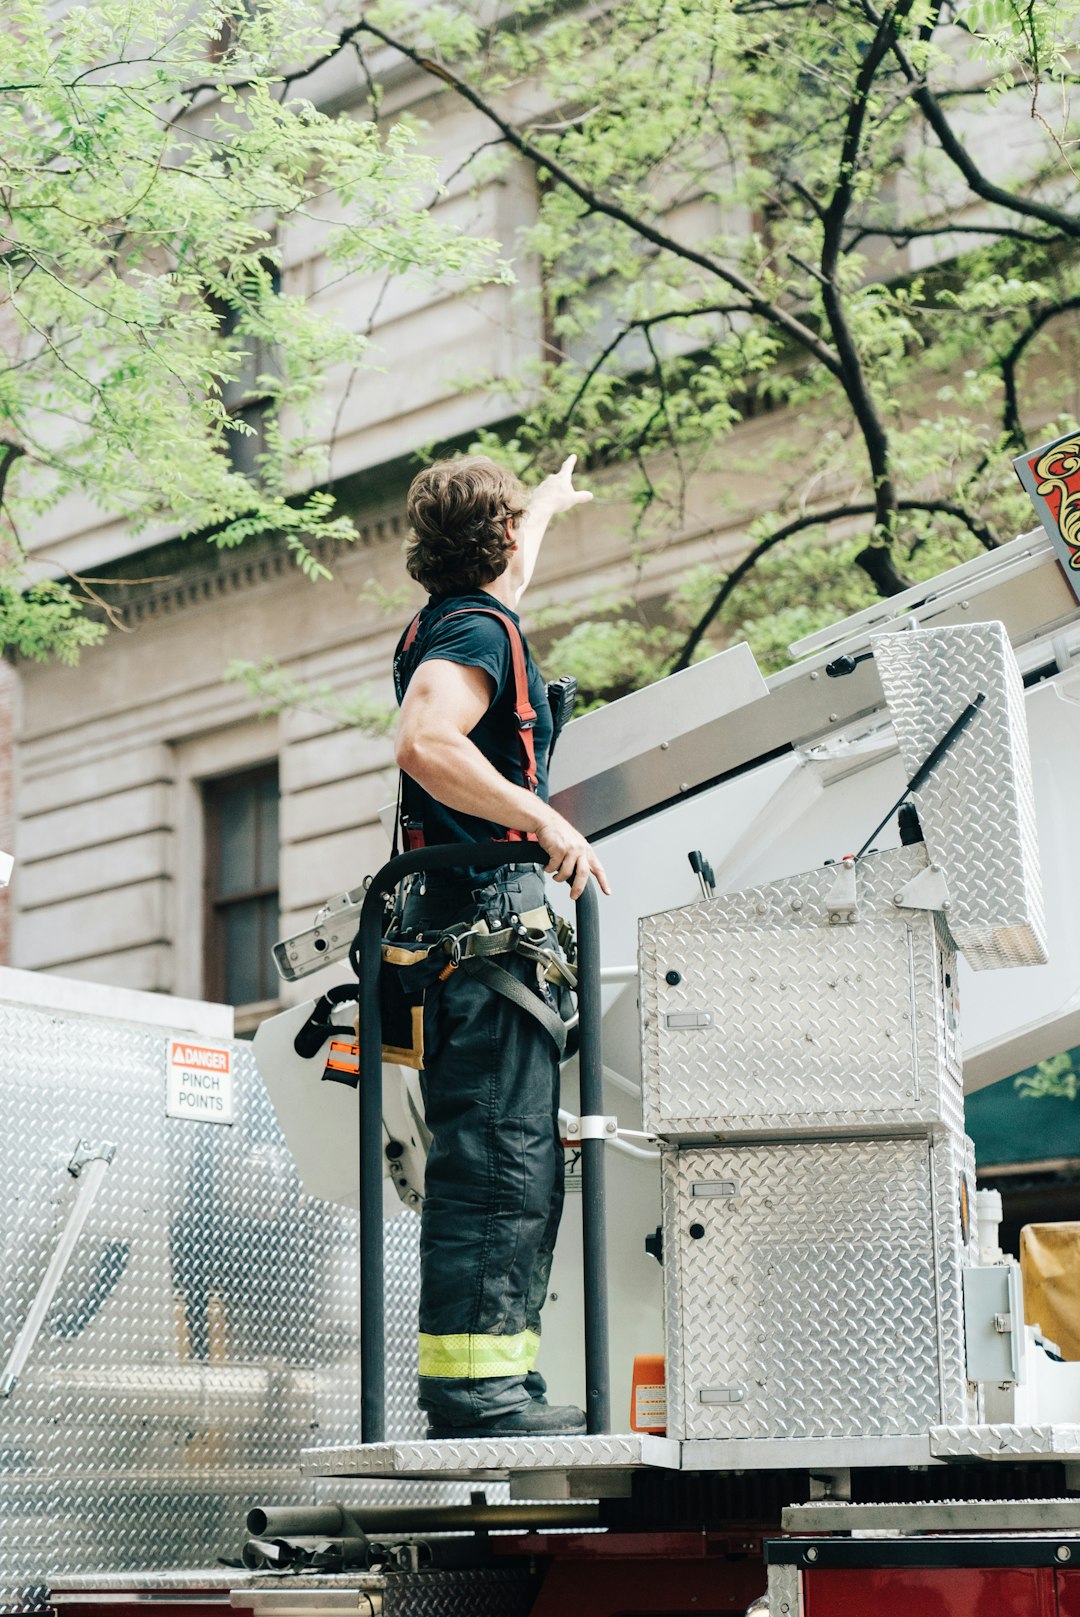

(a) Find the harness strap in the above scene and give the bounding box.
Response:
[395,604,540,850]
[458,955,570,1056]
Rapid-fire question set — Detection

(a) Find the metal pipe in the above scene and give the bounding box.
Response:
[575,879,610,1433]
[1,1141,115,1399]
[249,1502,602,1538]
[247,1505,350,1537]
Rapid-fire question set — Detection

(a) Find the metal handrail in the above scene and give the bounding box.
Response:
[351,841,609,1442]
[1,1139,116,1398]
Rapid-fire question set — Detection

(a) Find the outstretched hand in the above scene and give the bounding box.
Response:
[533,453,593,517]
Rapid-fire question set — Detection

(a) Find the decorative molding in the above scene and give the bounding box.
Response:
[96,514,406,626]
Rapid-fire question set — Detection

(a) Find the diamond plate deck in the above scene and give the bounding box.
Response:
[303,1433,645,1480]
[664,1134,972,1442]
[931,1423,1080,1459]
[640,846,963,1140]
[874,622,1047,970]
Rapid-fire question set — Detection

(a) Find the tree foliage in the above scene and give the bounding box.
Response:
[345,0,1080,692]
[7,0,1080,688]
[0,0,506,659]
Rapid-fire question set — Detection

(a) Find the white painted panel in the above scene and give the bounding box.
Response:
[0,962,230,1035]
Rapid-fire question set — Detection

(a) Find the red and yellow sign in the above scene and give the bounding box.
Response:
[1014,429,1080,600]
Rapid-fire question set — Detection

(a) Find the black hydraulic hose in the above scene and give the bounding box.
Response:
[351,840,608,1443]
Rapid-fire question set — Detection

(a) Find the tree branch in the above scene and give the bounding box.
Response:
[863,0,1080,241]
[555,302,749,436]
[0,442,26,509]
[353,17,844,378]
[1000,294,1080,450]
[846,219,1057,249]
[818,0,916,596]
[669,496,999,673]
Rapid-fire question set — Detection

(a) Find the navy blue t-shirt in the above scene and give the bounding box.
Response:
[394,592,553,848]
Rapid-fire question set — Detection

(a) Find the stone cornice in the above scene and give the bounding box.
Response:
[91,513,407,626]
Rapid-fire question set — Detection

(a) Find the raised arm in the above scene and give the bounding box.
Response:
[511,454,593,603]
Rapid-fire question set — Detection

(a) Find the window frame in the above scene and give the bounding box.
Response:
[202,762,281,1012]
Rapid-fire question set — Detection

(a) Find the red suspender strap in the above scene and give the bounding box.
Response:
[442,608,539,798]
[401,612,423,656]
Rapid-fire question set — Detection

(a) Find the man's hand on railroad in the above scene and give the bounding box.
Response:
[531,454,593,517]
[529,805,611,900]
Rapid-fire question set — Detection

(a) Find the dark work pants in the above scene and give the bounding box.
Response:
[400,867,564,1427]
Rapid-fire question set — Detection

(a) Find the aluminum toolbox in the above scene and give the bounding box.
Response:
[874,621,1047,970]
[639,845,962,1141]
[662,1131,977,1444]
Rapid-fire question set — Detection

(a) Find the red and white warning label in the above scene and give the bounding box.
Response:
[166,1040,234,1125]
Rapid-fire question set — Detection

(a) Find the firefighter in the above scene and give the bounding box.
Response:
[393,453,610,1439]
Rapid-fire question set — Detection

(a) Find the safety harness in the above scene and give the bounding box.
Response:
[306,604,580,1076]
[393,605,540,853]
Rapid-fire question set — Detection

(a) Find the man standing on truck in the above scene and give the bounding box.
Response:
[393,453,610,1440]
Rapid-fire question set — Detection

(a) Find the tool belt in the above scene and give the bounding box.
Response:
[297,905,577,1083]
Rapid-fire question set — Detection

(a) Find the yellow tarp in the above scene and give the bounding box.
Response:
[1020,1222,1080,1361]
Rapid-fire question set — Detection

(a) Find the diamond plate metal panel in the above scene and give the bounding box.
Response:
[0,998,471,1613]
[382,1568,540,1617]
[303,1433,643,1480]
[766,1563,803,1617]
[874,622,1047,970]
[930,1423,1080,1459]
[931,1130,979,1429]
[664,1137,967,1442]
[640,847,963,1139]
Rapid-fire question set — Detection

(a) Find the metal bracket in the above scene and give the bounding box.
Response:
[825,856,858,924]
[892,861,950,913]
[563,1114,618,1142]
[69,1139,117,1175]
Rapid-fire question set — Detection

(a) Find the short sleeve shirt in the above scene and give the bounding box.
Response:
[394,592,553,848]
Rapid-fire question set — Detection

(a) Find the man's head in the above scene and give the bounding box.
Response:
[405,456,528,595]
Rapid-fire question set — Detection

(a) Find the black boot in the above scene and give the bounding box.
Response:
[426,1401,586,1440]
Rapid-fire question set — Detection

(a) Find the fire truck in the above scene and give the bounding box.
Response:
[6,520,1080,1617]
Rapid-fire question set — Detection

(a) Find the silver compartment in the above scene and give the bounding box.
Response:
[663,1132,975,1443]
[874,621,1047,970]
[640,846,962,1141]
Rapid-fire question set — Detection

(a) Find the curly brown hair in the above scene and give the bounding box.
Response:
[405,457,527,595]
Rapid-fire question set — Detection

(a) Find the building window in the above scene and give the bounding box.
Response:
[203,765,280,1008]
[208,261,281,484]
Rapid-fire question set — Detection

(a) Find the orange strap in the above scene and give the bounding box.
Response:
[397,606,540,847]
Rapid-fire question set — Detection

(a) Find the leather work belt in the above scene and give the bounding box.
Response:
[384,903,577,1059]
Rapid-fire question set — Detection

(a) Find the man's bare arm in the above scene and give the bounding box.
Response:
[511,455,593,604]
[395,658,610,898]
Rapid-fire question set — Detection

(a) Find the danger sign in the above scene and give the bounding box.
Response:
[166,1039,234,1125]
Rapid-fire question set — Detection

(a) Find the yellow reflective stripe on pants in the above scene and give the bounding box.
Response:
[418,1329,541,1380]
